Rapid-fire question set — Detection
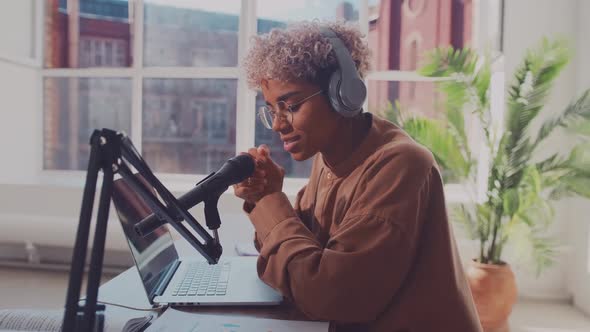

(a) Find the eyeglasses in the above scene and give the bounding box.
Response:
[258,90,323,130]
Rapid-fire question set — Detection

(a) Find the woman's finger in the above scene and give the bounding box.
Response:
[234,185,259,197]
[235,186,264,201]
[235,180,266,191]
[247,147,259,159]
[247,177,267,186]
[258,144,270,158]
[239,177,267,188]
[252,168,266,178]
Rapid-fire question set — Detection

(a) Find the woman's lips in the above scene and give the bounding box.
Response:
[283,136,301,152]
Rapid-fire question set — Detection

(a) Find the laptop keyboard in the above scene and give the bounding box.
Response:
[172,261,231,297]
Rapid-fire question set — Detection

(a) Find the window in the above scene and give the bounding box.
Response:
[44,0,133,69]
[42,0,503,186]
[43,77,132,170]
[367,0,473,79]
[142,78,236,174]
[365,0,500,186]
[257,0,360,26]
[143,1,240,67]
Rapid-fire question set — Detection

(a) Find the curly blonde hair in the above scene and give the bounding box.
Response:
[242,20,370,90]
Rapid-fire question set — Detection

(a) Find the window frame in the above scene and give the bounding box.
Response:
[38,0,501,200]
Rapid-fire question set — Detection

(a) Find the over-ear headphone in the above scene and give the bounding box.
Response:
[319,27,367,118]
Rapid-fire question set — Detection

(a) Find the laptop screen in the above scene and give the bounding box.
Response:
[112,176,179,298]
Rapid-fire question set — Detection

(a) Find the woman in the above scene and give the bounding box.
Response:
[234,21,482,332]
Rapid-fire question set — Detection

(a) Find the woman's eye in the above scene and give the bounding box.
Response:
[289,104,302,112]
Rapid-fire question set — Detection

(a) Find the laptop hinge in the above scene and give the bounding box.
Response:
[150,259,181,301]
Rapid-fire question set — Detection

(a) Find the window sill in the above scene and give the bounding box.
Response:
[0,54,41,69]
[36,170,473,203]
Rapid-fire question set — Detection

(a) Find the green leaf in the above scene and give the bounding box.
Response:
[382,100,399,125]
[504,220,556,276]
[414,38,589,274]
[568,143,590,171]
[402,117,471,181]
[503,38,571,190]
[417,46,479,173]
[561,175,590,199]
[534,89,590,147]
[539,143,590,199]
[571,119,590,137]
[419,46,478,78]
[548,183,573,200]
[503,188,520,217]
[474,58,492,109]
[536,154,568,173]
[476,203,493,240]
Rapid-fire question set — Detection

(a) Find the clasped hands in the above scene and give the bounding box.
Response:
[233,144,285,205]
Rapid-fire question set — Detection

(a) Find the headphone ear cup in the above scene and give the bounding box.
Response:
[327,69,365,117]
[327,69,344,114]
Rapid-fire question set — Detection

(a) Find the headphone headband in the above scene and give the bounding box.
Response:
[319,27,366,117]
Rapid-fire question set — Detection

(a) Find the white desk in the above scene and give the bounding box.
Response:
[97,212,312,329]
[98,266,306,321]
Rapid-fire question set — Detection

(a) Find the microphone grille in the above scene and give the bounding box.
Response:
[227,154,256,181]
[217,154,256,184]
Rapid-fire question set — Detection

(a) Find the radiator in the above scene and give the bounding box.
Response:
[0,241,132,274]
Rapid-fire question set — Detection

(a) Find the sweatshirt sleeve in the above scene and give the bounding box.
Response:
[246,144,436,323]
[247,185,308,253]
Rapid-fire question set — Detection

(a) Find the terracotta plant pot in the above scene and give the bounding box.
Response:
[466,260,518,332]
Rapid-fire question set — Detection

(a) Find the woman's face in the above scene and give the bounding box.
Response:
[261,79,342,161]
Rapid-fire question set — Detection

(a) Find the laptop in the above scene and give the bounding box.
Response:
[111,176,283,307]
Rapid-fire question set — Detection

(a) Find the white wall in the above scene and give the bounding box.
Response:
[503,0,590,308]
[0,0,35,61]
[569,0,590,315]
[0,61,39,185]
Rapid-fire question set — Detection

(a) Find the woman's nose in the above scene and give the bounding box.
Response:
[271,113,290,132]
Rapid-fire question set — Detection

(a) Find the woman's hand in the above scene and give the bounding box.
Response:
[233,149,267,204]
[256,145,285,196]
[233,145,285,204]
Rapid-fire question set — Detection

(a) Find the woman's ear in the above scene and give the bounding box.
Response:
[261,79,269,90]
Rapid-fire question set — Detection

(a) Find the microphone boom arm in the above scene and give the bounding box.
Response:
[62,128,223,332]
[117,135,222,262]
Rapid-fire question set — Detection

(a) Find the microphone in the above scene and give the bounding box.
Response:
[135,154,255,236]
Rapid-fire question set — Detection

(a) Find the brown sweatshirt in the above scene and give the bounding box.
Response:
[245,113,482,332]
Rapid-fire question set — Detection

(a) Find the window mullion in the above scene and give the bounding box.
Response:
[366,70,451,81]
[360,0,369,112]
[131,0,144,153]
[235,0,257,155]
[359,0,369,37]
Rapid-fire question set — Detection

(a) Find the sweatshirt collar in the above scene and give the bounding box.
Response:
[320,112,380,178]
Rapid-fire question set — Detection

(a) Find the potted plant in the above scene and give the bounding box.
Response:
[384,39,590,331]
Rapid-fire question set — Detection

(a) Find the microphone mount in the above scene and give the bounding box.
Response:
[132,153,255,238]
[62,128,223,332]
